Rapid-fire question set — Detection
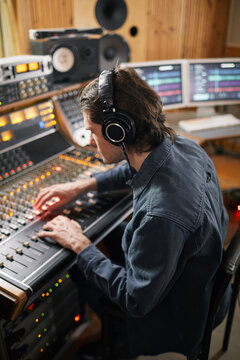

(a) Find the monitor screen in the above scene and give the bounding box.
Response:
[188,58,240,106]
[121,60,187,110]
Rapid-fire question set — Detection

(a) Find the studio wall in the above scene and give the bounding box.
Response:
[13,0,232,61]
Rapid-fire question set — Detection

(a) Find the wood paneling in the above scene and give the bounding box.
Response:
[225,46,240,57]
[145,0,186,60]
[13,0,231,61]
[183,0,230,58]
[16,0,74,54]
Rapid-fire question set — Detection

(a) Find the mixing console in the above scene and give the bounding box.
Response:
[0,94,133,360]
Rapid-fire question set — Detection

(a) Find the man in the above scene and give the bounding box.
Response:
[35,67,230,360]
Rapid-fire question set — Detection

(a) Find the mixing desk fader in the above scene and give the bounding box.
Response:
[0,96,133,360]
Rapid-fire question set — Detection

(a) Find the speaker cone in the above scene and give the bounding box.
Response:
[95,0,127,31]
[99,34,130,71]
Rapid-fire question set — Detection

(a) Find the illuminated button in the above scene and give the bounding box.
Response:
[15,248,23,255]
[55,166,62,172]
[46,201,54,206]
[6,253,14,261]
[22,241,30,248]
[87,192,94,198]
[41,205,48,211]
[73,206,82,213]
[88,199,97,205]
[28,160,33,166]
[74,314,81,322]
[34,209,41,216]
[75,200,83,206]
[26,214,34,220]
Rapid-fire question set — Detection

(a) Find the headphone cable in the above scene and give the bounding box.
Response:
[121,143,134,179]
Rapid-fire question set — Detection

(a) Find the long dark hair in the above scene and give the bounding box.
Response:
[79,66,175,152]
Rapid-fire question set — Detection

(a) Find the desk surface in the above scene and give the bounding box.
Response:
[166,111,240,146]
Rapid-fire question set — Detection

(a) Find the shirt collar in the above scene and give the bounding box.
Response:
[128,136,172,198]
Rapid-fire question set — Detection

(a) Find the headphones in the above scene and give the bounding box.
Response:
[98,69,136,147]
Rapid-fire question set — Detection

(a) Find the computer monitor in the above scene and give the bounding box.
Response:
[121,60,187,110]
[187,58,240,107]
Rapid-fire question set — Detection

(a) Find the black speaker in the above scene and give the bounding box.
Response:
[99,70,135,146]
[30,37,99,83]
[99,34,130,72]
[95,0,127,31]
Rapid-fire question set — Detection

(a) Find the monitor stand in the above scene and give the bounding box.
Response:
[196,106,216,117]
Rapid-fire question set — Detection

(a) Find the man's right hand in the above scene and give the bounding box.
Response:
[34,177,97,211]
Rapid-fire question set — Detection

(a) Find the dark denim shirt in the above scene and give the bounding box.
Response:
[76,135,228,357]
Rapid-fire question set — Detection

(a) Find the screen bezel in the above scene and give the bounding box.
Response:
[121,59,188,110]
[186,57,240,107]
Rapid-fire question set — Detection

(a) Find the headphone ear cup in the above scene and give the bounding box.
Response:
[102,111,136,146]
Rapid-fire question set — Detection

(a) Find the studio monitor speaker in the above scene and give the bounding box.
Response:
[95,0,127,30]
[30,37,99,83]
[99,33,130,71]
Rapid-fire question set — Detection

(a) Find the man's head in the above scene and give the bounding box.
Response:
[79,66,175,153]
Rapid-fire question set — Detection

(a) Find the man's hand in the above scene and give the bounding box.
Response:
[34,182,80,211]
[34,177,97,211]
[37,215,91,254]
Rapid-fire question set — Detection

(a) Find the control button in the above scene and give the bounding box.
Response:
[62,209,71,215]
[17,218,26,225]
[30,235,38,242]
[9,223,18,231]
[73,206,82,213]
[0,261,4,267]
[88,198,97,205]
[1,228,10,236]
[22,241,30,248]
[75,200,83,206]
[15,248,23,255]
[6,253,14,261]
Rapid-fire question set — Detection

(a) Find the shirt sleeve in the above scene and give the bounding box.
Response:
[93,162,132,193]
[76,216,188,317]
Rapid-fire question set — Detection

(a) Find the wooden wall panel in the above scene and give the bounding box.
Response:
[183,0,230,58]
[16,0,74,54]
[145,0,186,60]
[13,0,231,61]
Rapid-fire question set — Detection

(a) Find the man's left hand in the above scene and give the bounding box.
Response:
[37,215,91,254]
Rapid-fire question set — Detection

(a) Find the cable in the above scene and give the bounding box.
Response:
[121,143,134,179]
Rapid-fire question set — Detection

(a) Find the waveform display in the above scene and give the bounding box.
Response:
[134,63,183,106]
[189,61,240,103]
